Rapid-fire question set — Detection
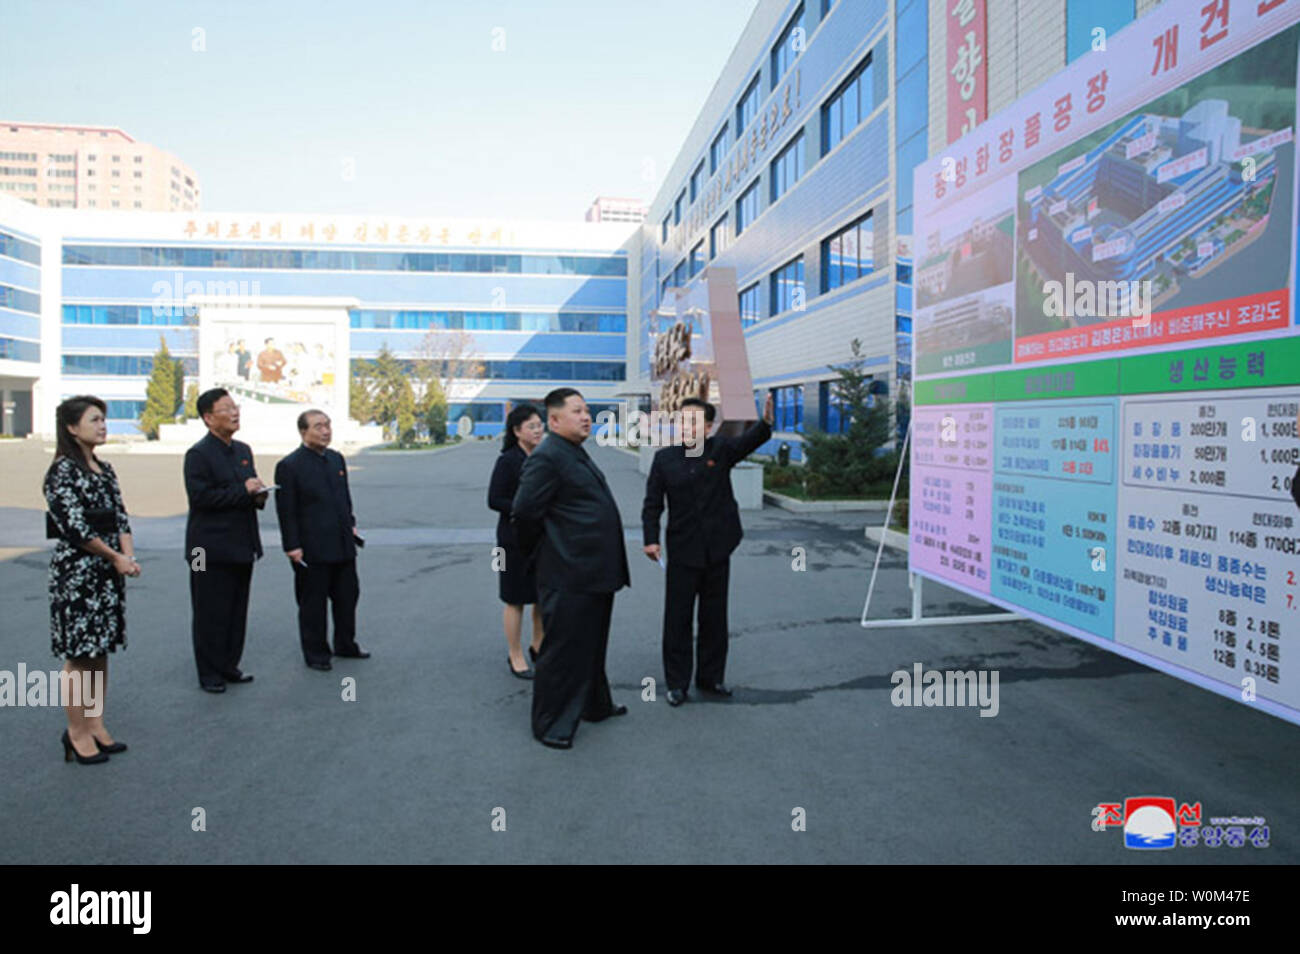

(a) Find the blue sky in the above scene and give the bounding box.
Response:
[0,0,758,220]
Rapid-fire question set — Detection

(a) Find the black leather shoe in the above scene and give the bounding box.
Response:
[539,735,572,750]
[223,671,253,684]
[200,682,227,693]
[509,658,534,680]
[94,738,127,754]
[334,647,370,659]
[696,682,732,697]
[307,660,333,671]
[666,689,687,707]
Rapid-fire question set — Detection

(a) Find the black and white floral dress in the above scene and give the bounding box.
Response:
[44,455,132,659]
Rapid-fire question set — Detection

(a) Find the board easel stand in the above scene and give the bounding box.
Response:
[861,421,1023,629]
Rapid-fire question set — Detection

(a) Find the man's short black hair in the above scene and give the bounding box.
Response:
[297,408,328,432]
[680,397,715,423]
[197,387,230,419]
[544,387,583,412]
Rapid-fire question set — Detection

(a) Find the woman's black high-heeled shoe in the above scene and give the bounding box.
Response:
[62,730,109,765]
[509,657,534,680]
[94,737,127,754]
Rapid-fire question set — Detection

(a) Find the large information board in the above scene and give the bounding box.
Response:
[910,0,1300,724]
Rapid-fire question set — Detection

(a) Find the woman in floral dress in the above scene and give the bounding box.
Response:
[44,395,141,764]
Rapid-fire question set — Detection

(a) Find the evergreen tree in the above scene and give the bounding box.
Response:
[803,339,898,496]
[183,381,199,419]
[418,376,449,443]
[139,337,180,439]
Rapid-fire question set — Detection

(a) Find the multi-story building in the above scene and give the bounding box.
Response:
[585,196,648,223]
[0,122,201,212]
[0,194,633,438]
[631,0,1165,458]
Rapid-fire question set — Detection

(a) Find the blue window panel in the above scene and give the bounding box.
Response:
[710,124,729,175]
[822,54,873,154]
[105,400,146,420]
[1067,0,1134,63]
[0,229,40,265]
[0,336,39,361]
[821,212,873,291]
[673,260,686,287]
[448,403,505,423]
[61,245,626,276]
[896,65,927,143]
[739,282,762,328]
[661,214,671,243]
[736,180,761,234]
[896,283,913,314]
[62,354,198,375]
[896,127,929,215]
[0,283,39,314]
[689,161,705,203]
[0,254,39,290]
[769,257,805,315]
[674,191,685,225]
[771,4,806,89]
[689,241,705,278]
[896,0,927,77]
[356,359,626,382]
[772,384,804,433]
[0,308,40,339]
[736,74,761,135]
[710,215,729,259]
[770,131,806,202]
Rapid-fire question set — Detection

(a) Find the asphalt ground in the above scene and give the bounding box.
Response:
[0,437,1296,863]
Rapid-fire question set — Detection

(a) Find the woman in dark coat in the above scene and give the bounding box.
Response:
[488,404,545,678]
[44,395,141,764]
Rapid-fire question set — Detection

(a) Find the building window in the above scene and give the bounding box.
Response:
[111,155,120,162]
[770,256,805,315]
[772,384,804,432]
[709,214,729,259]
[709,124,729,175]
[820,380,851,434]
[769,131,805,202]
[689,240,705,278]
[111,170,120,178]
[133,170,142,178]
[735,179,760,234]
[739,281,762,328]
[822,212,874,292]
[661,213,671,243]
[822,53,873,154]
[673,189,685,225]
[673,260,686,287]
[821,0,837,16]
[736,74,761,135]
[689,160,705,203]
[771,3,805,89]
[133,155,143,163]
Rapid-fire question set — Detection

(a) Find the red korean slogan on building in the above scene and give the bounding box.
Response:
[946,0,988,144]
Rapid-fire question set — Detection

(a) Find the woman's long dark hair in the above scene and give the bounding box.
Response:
[50,395,107,475]
[502,403,541,451]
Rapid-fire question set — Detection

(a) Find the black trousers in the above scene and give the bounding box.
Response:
[531,586,616,743]
[663,558,730,691]
[293,559,360,664]
[190,560,253,686]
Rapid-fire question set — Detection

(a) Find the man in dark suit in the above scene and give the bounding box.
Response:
[511,387,631,749]
[184,388,267,693]
[274,409,369,671]
[641,393,773,706]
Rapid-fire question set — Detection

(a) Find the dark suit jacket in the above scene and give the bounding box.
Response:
[641,419,771,568]
[183,432,264,563]
[510,433,630,594]
[488,444,527,549]
[274,445,357,563]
